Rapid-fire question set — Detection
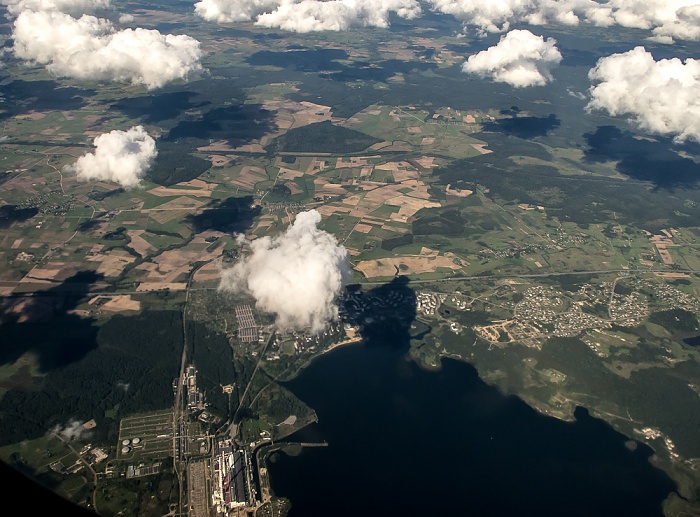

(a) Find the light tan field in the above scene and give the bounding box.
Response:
[21,267,61,281]
[355,255,461,278]
[262,99,332,129]
[134,242,224,284]
[153,196,208,211]
[136,282,187,291]
[342,195,361,206]
[392,169,420,182]
[471,143,492,154]
[277,167,304,180]
[389,197,441,223]
[208,155,234,167]
[360,166,373,177]
[229,166,268,191]
[197,140,237,152]
[287,182,304,195]
[336,157,371,168]
[354,223,374,234]
[446,184,473,197]
[350,179,436,221]
[360,216,388,225]
[253,215,277,230]
[316,205,352,217]
[369,141,412,152]
[87,250,136,276]
[89,295,141,312]
[15,112,46,120]
[347,206,371,219]
[414,156,436,168]
[147,209,190,225]
[305,158,329,175]
[654,272,691,279]
[230,143,266,153]
[179,178,217,190]
[314,178,348,197]
[145,197,207,224]
[148,186,213,198]
[316,174,441,231]
[192,260,223,282]
[191,231,225,245]
[375,160,411,171]
[126,230,155,258]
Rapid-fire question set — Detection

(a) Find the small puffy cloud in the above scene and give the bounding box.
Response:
[51,418,92,441]
[462,29,562,87]
[219,210,351,333]
[194,0,420,32]
[66,126,157,188]
[587,46,700,143]
[11,10,203,89]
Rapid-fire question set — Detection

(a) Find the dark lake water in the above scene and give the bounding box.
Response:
[683,335,700,347]
[266,343,676,517]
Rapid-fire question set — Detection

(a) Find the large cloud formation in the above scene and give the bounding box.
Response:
[194,0,421,32]
[6,0,203,89]
[12,10,203,89]
[587,46,700,143]
[220,210,351,333]
[428,0,700,42]
[463,29,562,87]
[66,126,157,188]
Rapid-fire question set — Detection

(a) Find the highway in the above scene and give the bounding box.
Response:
[4,267,700,299]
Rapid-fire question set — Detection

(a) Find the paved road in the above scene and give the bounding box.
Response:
[4,268,700,298]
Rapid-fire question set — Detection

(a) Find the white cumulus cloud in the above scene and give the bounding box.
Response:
[194,0,420,32]
[428,0,700,42]
[429,0,535,34]
[66,126,157,188]
[587,46,700,143]
[1,0,111,16]
[219,210,351,334]
[194,0,282,23]
[462,29,562,87]
[11,10,203,89]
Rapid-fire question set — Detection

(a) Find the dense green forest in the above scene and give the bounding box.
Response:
[268,120,381,154]
[188,321,236,420]
[0,311,182,446]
